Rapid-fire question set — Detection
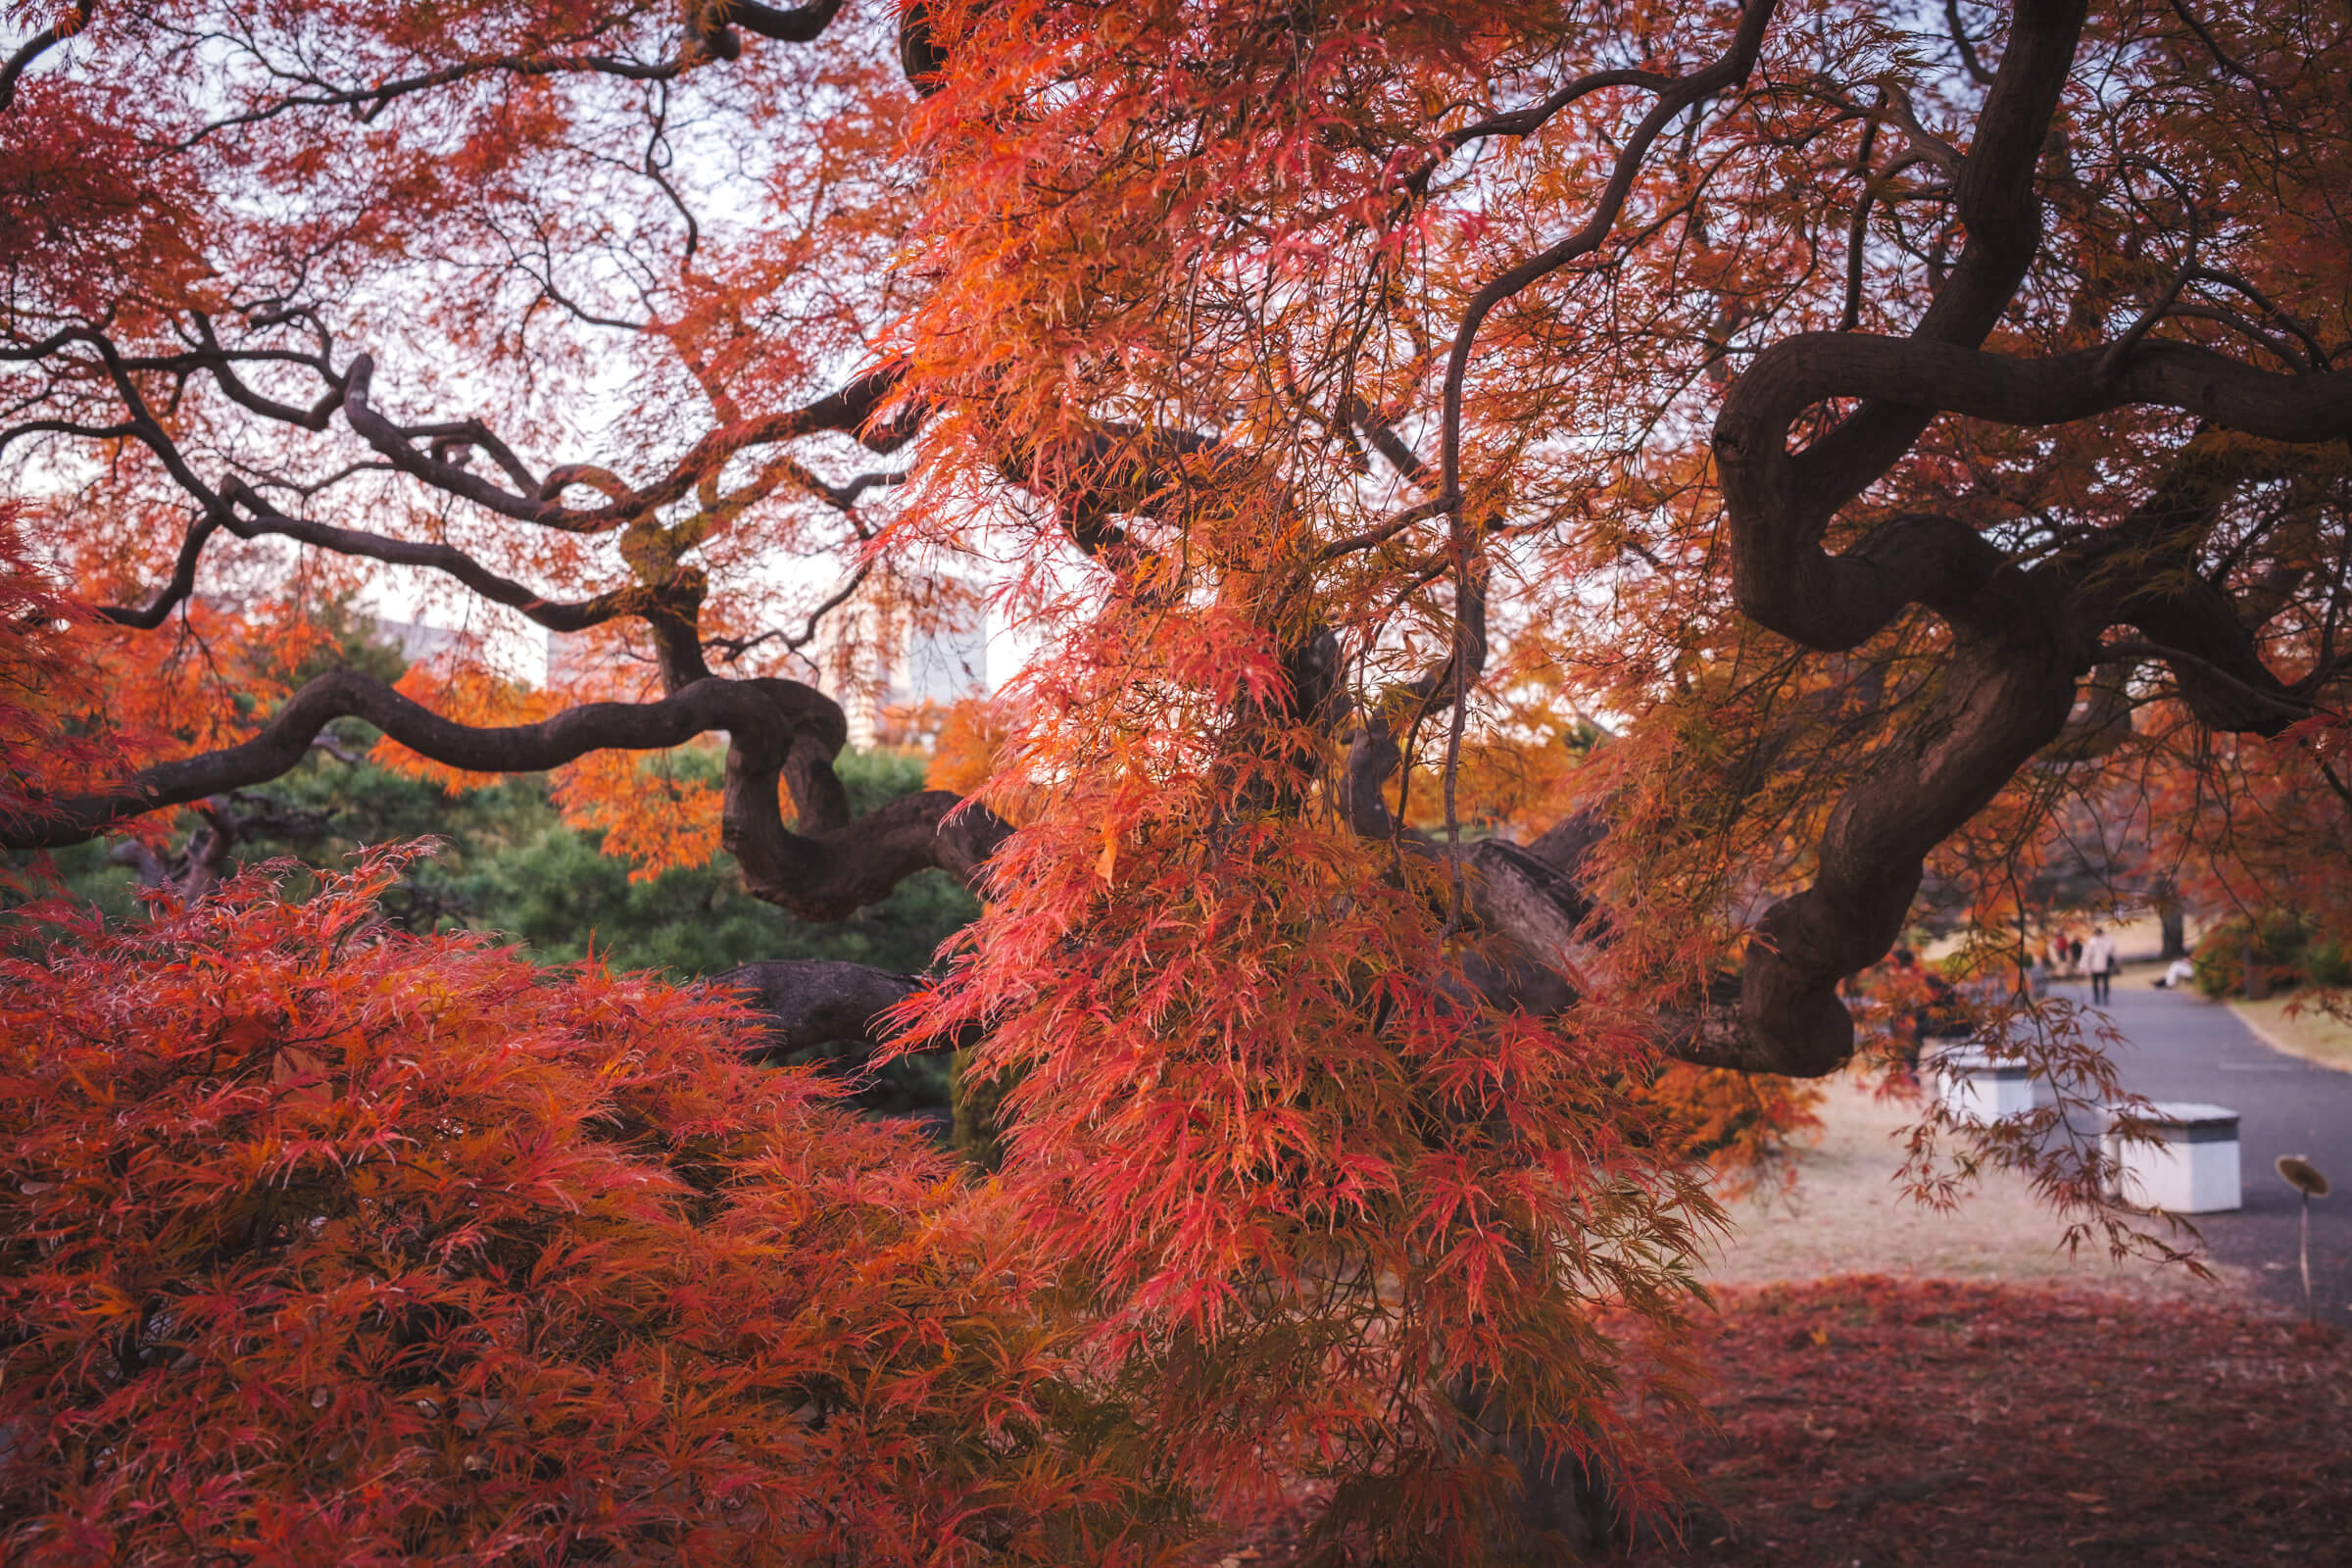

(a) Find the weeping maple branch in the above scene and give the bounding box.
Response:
[1438,0,1781,514]
[339,355,915,534]
[177,0,857,142]
[0,0,92,113]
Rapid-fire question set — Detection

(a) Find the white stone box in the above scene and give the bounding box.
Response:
[1931,1047,2042,1125]
[2102,1102,2242,1214]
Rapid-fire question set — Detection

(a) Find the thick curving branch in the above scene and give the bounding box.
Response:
[22,330,907,678]
[5,671,823,847]
[0,0,92,113]
[997,420,1237,557]
[1689,0,2080,1073]
[7,669,1007,923]
[1710,437,2335,1074]
[185,314,350,431]
[1718,337,2352,649]
[712,958,928,1056]
[1727,573,2082,1074]
[721,0,847,45]
[1691,0,2352,1076]
[17,336,911,639]
[1760,0,2091,531]
[100,514,227,632]
[711,956,985,1063]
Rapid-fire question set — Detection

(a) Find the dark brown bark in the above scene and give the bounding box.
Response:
[5,669,1006,924]
[338,355,913,535]
[1397,0,2347,1077]
[7,313,962,923]
[1676,0,2352,1076]
[0,0,93,113]
[100,481,700,636]
[713,958,927,1055]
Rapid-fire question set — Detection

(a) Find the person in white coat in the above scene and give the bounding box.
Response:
[2082,926,2118,1004]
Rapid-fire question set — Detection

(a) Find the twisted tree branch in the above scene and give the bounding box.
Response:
[5,670,1006,922]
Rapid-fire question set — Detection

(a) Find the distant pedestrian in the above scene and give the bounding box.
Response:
[2068,935,2084,975]
[2083,925,2118,1004]
[2155,956,2196,989]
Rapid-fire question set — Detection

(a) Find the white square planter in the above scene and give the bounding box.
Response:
[2103,1102,2241,1213]
[1931,1047,2041,1125]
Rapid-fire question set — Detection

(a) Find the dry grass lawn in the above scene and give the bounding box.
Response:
[2229,994,2352,1073]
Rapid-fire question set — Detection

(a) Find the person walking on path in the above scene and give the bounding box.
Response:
[2082,926,2118,1004]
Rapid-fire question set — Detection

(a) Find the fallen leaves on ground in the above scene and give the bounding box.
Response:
[1619,1276,2351,1567]
[1201,1276,2350,1566]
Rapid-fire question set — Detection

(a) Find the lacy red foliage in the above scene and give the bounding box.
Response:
[893,624,1723,1562]
[6,0,2352,1557]
[0,853,1165,1566]
[1635,1065,1820,1201]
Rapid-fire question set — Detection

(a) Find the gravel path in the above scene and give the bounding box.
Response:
[2058,972,2352,1327]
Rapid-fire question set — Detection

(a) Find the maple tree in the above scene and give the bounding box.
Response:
[5,0,2352,1558]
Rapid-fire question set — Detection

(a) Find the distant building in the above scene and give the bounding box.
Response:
[904,621,988,709]
[808,584,987,750]
[473,586,988,746]
[543,626,601,691]
[372,616,460,668]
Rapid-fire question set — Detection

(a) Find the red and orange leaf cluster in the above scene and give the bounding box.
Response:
[894,623,1721,1561]
[0,852,1171,1566]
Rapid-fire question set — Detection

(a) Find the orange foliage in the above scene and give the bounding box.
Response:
[369,663,561,793]
[7,0,2352,1557]
[1637,1064,1821,1201]
[0,501,115,838]
[2153,708,2352,959]
[925,695,1013,800]
[549,744,728,878]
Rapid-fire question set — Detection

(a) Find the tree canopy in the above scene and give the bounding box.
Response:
[4,0,2349,1557]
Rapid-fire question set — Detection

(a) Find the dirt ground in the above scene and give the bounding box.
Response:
[1650,1079,2351,1566]
[1699,1076,2247,1302]
[1634,1080,2352,1565]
